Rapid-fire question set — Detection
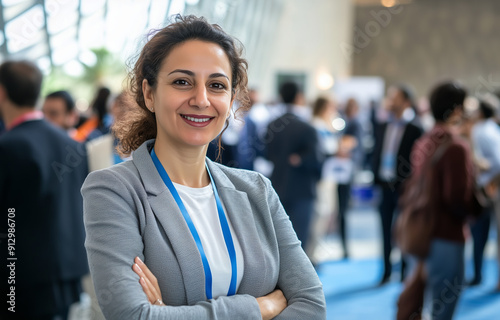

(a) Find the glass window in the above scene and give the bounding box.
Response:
[214,0,228,21]
[52,42,78,65]
[50,26,77,49]
[5,4,44,53]
[148,0,170,29]
[62,59,84,77]
[45,0,79,34]
[16,40,48,61]
[36,55,51,74]
[2,0,28,7]
[168,0,186,16]
[105,0,148,54]
[79,11,106,48]
[3,0,37,21]
[80,0,106,16]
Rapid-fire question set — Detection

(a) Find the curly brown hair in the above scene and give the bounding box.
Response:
[113,15,250,156]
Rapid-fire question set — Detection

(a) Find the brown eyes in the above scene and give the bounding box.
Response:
[209,83,226,90]
[172,79,226,91]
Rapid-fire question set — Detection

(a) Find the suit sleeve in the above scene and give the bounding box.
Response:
[259,175,326,319]
[297,126,323,178]
[82,170,261,320]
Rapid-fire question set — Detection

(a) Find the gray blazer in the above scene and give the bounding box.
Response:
[82,139,326,319]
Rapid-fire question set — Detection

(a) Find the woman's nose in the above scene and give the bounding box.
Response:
[190,85,209,109]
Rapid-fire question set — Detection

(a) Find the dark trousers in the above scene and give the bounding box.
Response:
[470,205,492,282]
[283,198,315,250]
[337,183,351,256]
[379,185,405,278]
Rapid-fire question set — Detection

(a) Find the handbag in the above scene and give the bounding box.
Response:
[395,140,452,259]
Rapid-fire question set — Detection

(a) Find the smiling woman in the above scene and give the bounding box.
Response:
[81,15,326,320]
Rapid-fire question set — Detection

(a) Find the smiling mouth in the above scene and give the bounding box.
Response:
[181,115,214,123]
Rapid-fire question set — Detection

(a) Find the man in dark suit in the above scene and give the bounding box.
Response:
[0,60,89,319]
[372,85,423,284]
[265,82,323,251]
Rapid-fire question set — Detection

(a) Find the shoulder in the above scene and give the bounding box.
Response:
[82,160,141,195]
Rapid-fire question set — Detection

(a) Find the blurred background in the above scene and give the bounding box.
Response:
[1,0,500,319]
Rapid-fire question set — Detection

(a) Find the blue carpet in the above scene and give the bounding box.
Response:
[318,258,500,320]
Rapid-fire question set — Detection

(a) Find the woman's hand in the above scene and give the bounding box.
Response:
[133,257,165,306]
[256,289,287,320]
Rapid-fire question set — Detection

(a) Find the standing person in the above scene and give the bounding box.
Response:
[265,82,323,251]
[82,16,326,319]
[335,98,363,259]
[309,96,339,260]
[409,82,481,319]
[372,84,423,284]
[42,90,79,135]
[470,99,500,287]
[0,60,89,320]
[237,88,269,171]
[73,87,112,142]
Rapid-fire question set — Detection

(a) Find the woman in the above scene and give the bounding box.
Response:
[408,82,481,319]
[82,15,326,320]
[308,97,338,259]
[74,87,112,142]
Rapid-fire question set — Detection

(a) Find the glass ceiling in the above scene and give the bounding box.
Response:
[0,0,284,78]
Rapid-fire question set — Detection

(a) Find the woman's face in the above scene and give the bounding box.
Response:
[143,40,233,149]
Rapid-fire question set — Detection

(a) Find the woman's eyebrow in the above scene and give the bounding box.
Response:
[168,69,194,76]
[167,69,229,81]
[209,73,229,80]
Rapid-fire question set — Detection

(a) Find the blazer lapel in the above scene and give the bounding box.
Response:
[206,160,267,296]
[133,140,206,304]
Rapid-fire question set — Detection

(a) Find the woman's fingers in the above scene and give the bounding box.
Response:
[133,263,155,302]
[132,257,163,305]
[139,276,154,303]
[135,257,159,285]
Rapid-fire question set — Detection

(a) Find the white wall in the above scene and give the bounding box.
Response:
[248,0,354,103]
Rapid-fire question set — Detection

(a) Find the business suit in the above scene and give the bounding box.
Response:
[82,139,326,320]
[371,119,423,280]
[0,119,89,319]
[264,111,323,249]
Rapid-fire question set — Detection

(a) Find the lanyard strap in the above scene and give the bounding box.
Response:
[150,148,237,299]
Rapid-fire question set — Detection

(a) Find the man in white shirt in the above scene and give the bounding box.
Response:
[372,85,423,284]
[469,99,500,287]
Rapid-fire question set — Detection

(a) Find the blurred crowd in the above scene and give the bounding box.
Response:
[1,59,500,320]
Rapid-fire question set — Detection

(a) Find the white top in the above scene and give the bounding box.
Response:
[472,118,500,186]
[173,181,244,299]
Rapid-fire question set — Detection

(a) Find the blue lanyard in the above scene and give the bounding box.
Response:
[150,148,237,299]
